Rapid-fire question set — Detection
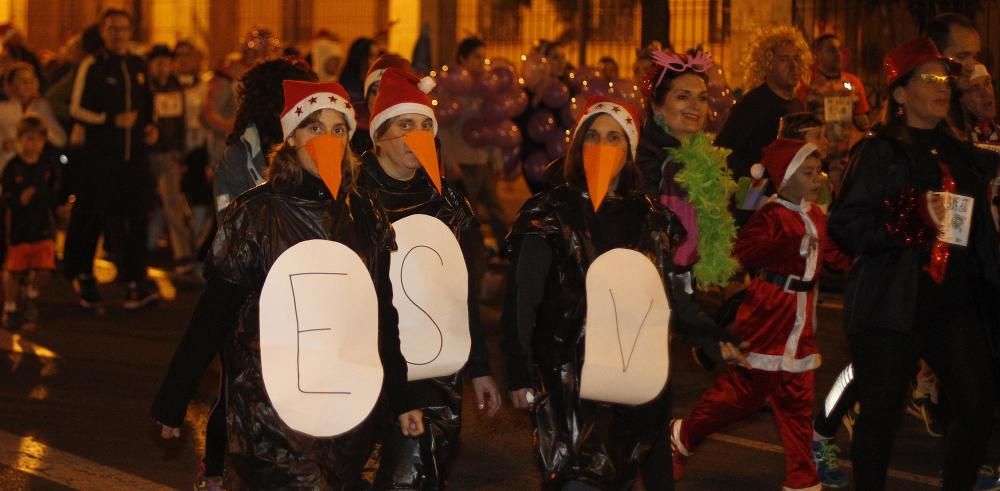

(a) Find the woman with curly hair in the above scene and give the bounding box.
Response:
[212,57,316,218]
[716,26,810,224]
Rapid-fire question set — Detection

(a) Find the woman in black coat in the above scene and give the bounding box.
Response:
[828,38,1000,490]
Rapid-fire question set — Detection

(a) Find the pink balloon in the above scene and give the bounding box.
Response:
[501,145,522,181]
[438,67,474,95]
[545,130,571,160]
[488,66,516,94]
[523,150,550,184]
[462,118,496,146]
[489,57,516,71]
[492,120,523,148]
[526,109,557,142]
[541,80,570,108]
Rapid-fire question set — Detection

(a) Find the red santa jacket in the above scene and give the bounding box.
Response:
[731,198,852,372]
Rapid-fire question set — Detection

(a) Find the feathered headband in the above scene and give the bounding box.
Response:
[642,50,714,97]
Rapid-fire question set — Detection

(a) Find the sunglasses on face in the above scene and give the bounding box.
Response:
[915,73,955,86]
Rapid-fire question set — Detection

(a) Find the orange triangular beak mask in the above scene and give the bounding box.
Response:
[583,144,627,211]
[403,131,441,194]
[306,134,346,198]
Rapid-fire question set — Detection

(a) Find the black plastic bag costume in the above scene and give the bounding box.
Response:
[204,172,413,489]
[502,184,725,490]
[355,153,492,489]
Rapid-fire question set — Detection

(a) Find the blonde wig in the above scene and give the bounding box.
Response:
[740,26,813,93]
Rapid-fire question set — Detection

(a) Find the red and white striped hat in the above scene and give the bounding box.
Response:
[280,80,357,139]
[575,96,641,159]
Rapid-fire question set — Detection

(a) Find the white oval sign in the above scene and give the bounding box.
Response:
[580,248,671,406]
[390,214,471,381]
[259,239,383,437]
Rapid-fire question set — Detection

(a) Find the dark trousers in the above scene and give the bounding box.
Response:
[63,178,150,283]
[203,356,226,477]
[849,308,995,490]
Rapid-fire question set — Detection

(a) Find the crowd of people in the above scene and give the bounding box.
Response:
[2,5,1000,491]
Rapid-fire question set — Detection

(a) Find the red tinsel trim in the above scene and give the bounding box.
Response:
[882,187,936,249]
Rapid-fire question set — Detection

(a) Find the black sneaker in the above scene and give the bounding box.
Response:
[72,274,102,309]
[123,281,160,310]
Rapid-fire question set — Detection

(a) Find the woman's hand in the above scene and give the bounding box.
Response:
[398,409,424,437]
[510,388,536,410]
[926,191,946,226]
[720,341,751,369]
[471,375,502,417]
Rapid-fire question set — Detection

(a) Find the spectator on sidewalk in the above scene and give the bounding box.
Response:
[439,38,508,245]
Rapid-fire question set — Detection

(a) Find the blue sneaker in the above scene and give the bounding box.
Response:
[811,439,848,488]
[975,465,1000,491]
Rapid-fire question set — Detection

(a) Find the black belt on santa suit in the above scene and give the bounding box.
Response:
[760,271,816,292]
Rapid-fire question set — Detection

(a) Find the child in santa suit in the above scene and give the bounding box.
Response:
[670,138,852,491]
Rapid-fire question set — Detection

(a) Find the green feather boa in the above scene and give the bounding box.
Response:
[667,132,739,289]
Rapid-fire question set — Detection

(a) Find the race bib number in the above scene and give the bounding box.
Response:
[823,96,853,123]
[580,248,671,406]
[259,240,383,437]
[932,192,974,246]
[390,214,471,381]
[154,92,184,118]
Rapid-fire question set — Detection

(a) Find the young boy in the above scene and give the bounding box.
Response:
[2,115,59,330]
[671,139,852,491]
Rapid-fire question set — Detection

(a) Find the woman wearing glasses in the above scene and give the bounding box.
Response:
[829,38,1000,489]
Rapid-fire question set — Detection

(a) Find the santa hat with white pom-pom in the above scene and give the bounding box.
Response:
[369,67,439,138]
[752,138,818,191]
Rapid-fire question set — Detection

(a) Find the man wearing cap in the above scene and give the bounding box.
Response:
[829,38,1000,489]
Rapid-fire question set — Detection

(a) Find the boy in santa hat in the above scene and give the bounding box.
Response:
[671,138,852,491]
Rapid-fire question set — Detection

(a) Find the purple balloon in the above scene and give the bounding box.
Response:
[541,80,570,108]
[492,120,523,148]
[526,109,556,142]
[488,66,515,94]
[501,145,522,181]
[559,104,576,128]
[438,67,474,95]
[434,97,462,125]
[461,118,496,146]
[523,150,550,184]
[545,130,571,160]
[505,89,529,119]
[480,95,509,123]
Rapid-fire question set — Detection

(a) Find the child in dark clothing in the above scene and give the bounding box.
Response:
[2,115,58,330]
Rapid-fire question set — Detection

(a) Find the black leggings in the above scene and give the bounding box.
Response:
[202,358,226,477]
[849,307,995,490]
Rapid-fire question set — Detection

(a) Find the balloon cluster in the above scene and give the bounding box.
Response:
[705,64,736,134]
[431,58,527,180]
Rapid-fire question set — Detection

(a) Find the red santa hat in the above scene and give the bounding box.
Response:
[575,96,641,159]
[280,80,357,139]
[752,139,819,190]
[364,54,414,100]
[369,67,438,137]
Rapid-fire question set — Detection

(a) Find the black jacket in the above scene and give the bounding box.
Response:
[70,49,153,164]
[829,124,1000,345]
[153,172,412,488]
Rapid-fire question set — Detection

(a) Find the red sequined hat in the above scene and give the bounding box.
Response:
[884,37,960,89]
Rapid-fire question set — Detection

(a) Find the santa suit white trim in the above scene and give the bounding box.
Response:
[744,197,821,374]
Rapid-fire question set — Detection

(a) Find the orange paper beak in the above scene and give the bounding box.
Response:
[403,131,441,193]
[306,134,346,198]
[583,144,627,211]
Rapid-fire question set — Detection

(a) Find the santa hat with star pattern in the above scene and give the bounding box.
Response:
[575,96,641,159]
[280,80,357,139]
